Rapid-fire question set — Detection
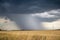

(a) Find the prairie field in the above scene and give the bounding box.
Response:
[0,30,60,40]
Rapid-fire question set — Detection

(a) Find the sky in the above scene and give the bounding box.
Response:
[0,0,60,30]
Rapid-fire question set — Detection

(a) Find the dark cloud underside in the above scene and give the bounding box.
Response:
[0,0,60,14]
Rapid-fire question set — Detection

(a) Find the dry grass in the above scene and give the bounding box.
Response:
[0,30,60,40]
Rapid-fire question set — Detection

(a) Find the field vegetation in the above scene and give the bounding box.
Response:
[0,30,60,40]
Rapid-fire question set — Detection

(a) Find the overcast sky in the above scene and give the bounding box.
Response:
[0,0,60,30]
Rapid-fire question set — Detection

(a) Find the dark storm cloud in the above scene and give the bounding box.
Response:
[36,17,59,22]
[0,0,60,30]
[0,0,60,14]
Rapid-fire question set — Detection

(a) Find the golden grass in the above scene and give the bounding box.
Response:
[0,30,60,40]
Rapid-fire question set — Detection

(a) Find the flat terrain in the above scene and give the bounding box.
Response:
[0,30,60,40]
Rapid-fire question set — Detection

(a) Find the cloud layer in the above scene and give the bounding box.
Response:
[0,0,60,14]
[42,19,60,30]
[0,0,60,30]
[32,9,60,17]
[0,17,20,30]
[0,9,60,30]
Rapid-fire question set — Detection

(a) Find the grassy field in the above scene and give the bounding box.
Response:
[0,30,60,40]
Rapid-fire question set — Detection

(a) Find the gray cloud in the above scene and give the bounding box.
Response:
[0,0,60,30]
[32,9,60,22]
[0,0,60,14]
